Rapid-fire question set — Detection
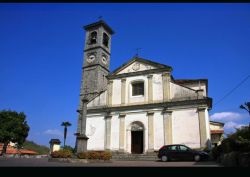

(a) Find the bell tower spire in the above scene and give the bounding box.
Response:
[76,20,114,153]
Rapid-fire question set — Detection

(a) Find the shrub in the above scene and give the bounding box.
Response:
[77,151,112,160]
[88,151,101,159]
[100,151,112,160]
[51,149,72,158]
[211,145,222,160]
[221,138,238,153]
[236,136,250,152]
[77,152,89,159]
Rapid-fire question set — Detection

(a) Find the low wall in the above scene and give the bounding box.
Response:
[48,158,112,163]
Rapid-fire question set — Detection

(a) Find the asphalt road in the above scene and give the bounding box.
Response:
[0,157,222,167]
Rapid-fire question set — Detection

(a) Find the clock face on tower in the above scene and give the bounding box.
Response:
[87,54,96,63]
[102,55,108,65]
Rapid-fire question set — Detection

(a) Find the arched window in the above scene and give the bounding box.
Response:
[132,81,144,96]
[103,32,109,47]
[89,31,97,45]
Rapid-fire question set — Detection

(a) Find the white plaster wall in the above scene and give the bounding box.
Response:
[210,124,224,130]
[86,115,105,150]
[172,109,201,148]
[152,74,163,101]
[112,79,121,105]
[153,111,164,150]
[185,84,207,97]
[118,61,156,75]
[110,114,120,150]
[52,144,61,152]
[170,82,197,99]
[126,76,148,104]
[87,91,107,108]
[124,112,148,153]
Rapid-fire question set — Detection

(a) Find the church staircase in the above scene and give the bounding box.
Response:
[111,152,159,161]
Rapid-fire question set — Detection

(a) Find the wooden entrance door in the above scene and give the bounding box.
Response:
[131,131,143,154]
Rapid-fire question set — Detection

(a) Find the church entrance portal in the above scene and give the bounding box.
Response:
[131,131,143,154]
[130,122,144,154]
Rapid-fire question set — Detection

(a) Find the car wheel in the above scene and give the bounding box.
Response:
[194,155,201,162]
[161,155,168,162]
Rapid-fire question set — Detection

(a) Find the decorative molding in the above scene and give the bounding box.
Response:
[147,111,155,115]
[131,123,144,131]
[108,80,113,84]
[121,78,126,82]
[84,46,111,55]
[82,63,110,73]
[132,63,140,71]
[197,107,206,112]
[107,68,171,79]
[162,109,173,115]
[87,97,212,113]
[162,72,170,77]
[119,113,126,117]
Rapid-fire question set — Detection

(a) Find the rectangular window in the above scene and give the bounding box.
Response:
[132,82,144,96]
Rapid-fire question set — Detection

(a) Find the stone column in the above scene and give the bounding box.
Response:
[162,110,173,145]
[162,73,170,102]
[121,78,126,105]
[104,113,112,150]
[119,113,126,152]
[147,111,154,152]
[147,75,153,103]
[76,98,89,153]
[198,108,208,148]
[107,80,113,106]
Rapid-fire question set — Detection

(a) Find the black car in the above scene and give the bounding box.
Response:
[157,144,209,162]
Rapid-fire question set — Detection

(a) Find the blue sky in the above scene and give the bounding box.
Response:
[0,3,250,147]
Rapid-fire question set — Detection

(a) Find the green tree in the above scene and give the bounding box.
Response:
[240,102,250,115]
[61,121,71,147]
[0,110,30,155]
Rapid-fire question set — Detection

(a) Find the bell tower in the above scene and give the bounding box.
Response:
[81,20,114,101]
[76,20,114,153]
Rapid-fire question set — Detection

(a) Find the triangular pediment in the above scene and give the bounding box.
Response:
[110,57,172,76]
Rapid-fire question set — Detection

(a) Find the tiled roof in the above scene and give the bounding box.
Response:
[0,143,38,155]
[211,130,224,134]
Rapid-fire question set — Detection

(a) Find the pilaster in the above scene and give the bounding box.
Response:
[104,113,112,150]
[162,72,170,102]
[162,109,172,145]
[147,75,153,103]
[147,111,154,152]
[121,78,126,105]
[119,113,126,152]
[197,108,208,148]
[107,80,113,106]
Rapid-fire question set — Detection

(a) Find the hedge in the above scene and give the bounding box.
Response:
[51,149,73,158]
[77,151,112,160]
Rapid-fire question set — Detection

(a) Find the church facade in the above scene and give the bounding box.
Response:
[75,20,212,154]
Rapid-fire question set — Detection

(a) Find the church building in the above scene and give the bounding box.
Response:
[75,20,213,154]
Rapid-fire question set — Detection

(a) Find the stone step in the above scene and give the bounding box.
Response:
[111,154,159,161]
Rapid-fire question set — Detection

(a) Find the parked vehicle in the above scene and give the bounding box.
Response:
[158,144,209,162]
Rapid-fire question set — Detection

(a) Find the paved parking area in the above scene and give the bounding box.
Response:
[0,157,222,167]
